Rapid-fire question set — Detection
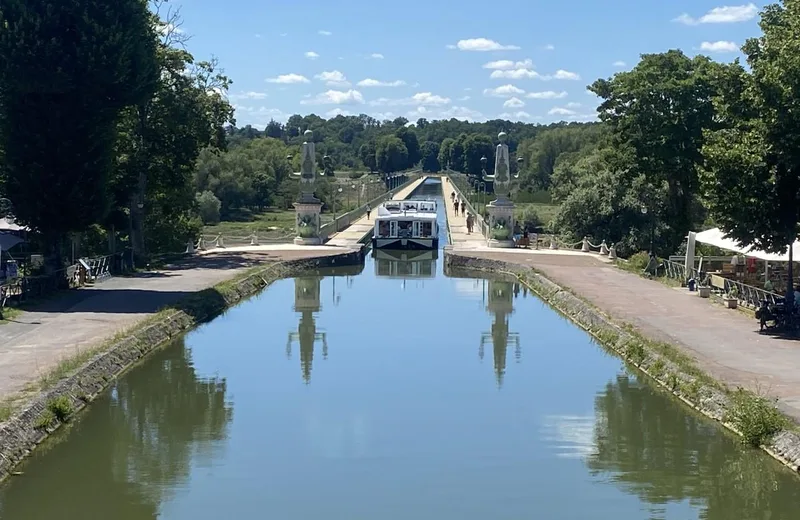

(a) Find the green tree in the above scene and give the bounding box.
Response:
[395,126,421,167]
[701,2,800,273]
[375,136,408,173]
[590,50,722,252]
[462,133,495,179]
[518,125,602,190]
[359,141,378,172]
[420,141,441,172]
[196,191,222,224]
[0,0,159,256]
[438,138,455,170]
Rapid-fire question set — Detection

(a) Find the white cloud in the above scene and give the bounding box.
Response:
[490,68,542,79]
[674,3,758,24]
[157,23,184,36]
[448,38,520,51]
[357,78,407,87]
[233,106,287,127]
[265,73,310,84]
[499,111,534,120]
[464,87,472,91]
[369,53,384,59]
[438,106,483,121]
[483,59,533,70]
[300,90,364,105]
[527,90,567,99]
[369,92,450,106]
[229,91,268,100]
[484,84,525,98]
[612,60,626,67]
[459,95,471,101]
[700,40,739,52]
[544,44,555,50]
[315,70,350,87]
[326,108,352,117]
[553,69,580,80]
[503,97,525,108]
[305,51,320,60]
[566,102,582,108]
[254,34,262,38]
[549,107,576,116]
[318,30,332,35]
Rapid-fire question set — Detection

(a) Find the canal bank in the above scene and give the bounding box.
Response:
[0,246,363,482]
[444,248,800,472]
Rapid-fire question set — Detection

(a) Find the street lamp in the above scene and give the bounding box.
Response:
[333,187,343,230]
[350,184,356,208]
[641,205,654,254]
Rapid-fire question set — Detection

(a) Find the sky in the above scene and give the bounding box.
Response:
[174,1,765,129]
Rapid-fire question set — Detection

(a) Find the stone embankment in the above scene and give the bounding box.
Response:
[0,249,362,482]
[444,250,800,473]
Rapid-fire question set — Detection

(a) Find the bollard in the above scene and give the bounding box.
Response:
[608,244,617,260]
[599,240,609,255]
[218,235,225,248]
[250,234,259,246]
[185,240,195,255]
[550,236,559,250]
[581,236,590,252]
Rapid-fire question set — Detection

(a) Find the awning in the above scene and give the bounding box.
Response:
[694,227,800,262]
[0,232,24,251]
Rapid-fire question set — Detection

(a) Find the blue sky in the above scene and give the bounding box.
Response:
[175,1,763,128]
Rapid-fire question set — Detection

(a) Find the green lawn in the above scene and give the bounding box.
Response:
[517,203,560,225]
[202,208,298,237]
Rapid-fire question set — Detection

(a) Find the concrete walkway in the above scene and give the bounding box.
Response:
[441,177,484,248]
[0,248,349,400]
[451,249,800,422]
[326,176,429,247]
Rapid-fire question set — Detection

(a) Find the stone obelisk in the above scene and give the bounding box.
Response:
[292,130,324,245]
[483,132,516,248]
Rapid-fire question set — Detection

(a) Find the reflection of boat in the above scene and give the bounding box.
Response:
[371,200,438,250]
[372,249,437,278]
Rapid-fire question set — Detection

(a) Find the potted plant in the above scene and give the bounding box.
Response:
[698,285,711,298]
[491,219,510,240]
[722,286,738,309]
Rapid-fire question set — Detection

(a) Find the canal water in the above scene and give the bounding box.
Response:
[1,180,799,519]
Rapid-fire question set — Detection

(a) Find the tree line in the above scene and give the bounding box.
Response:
[3,0,798,266]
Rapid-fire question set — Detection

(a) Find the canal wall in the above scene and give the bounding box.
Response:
[443,250,800,473]
[0,249,363,483]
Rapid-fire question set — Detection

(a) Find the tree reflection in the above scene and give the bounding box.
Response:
[0,337,233,519]
[587,374,800,519]
[479,280,520,387]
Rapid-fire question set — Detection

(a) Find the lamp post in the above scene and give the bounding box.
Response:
[641,205,654,254]
[333,187,343,231]
[479,181,486,215]
[350,184,355,208]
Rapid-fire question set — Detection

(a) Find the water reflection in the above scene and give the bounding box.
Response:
[287,276,327,384]
[0,337,232,519]
[372,249,437,280]
[479,280,521,387]
[587,374,800,518]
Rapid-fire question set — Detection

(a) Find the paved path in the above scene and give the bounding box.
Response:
[452,250,800,421]
[326,176,429,247]
[441,177,484,248]
[0,248,348,400]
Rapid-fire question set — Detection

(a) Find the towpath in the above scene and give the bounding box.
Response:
[0,246,349,400]
[449,249,800,422]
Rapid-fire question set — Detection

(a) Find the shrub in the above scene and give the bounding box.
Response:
[726,388,788,447]
[196,190,222,224]
[627,251,651,271]
[47,396,74,422]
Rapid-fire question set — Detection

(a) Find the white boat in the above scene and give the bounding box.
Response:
[372,249,438,278]
[371,200,439,250]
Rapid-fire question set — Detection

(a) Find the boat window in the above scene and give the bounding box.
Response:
[398,221,413,238]
[421,222,433,237]
[378,221,390,237]
[385,203,401,212]
[402,202,417,211]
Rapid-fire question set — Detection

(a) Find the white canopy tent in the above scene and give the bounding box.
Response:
[694,227,799,263]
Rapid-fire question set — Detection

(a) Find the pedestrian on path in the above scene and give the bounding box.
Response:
[454,198,459,215]
[460,200,466,216]
[451,191,455,202]
[466,213,474,234]
[366,204,371,219]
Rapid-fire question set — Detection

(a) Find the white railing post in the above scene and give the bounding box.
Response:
[581,236,590,252]
[599,240,609,255]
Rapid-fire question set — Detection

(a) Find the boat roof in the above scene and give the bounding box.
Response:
[376,200,437,218]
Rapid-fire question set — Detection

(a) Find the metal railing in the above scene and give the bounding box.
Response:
[446,171,488,237]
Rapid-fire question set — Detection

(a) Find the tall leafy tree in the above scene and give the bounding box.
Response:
[590,50,721,252]
[375,136,408,173]
[420,141,441,172]
[0,0,159,255]
[701,1,800,300]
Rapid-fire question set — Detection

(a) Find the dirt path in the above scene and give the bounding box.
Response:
[454,250,800,422]
[0,249,347,399]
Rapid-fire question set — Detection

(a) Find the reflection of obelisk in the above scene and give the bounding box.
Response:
[287,276,327,384]
[480,280,520,387]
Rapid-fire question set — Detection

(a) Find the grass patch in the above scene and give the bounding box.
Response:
[203,208,298,237]
[0,306,23,324]
[34,410,55,430]
[726,388,789,447]
[39,346,106,390]
[46,396,73,422]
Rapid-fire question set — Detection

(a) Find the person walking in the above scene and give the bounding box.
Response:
[460,200,466,216]
[454,198,459,215]
[366,204,371,219]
